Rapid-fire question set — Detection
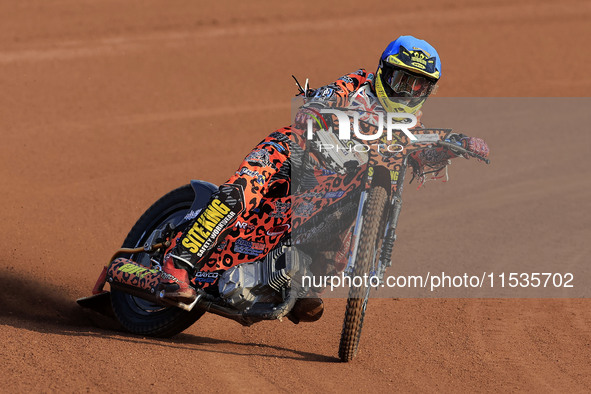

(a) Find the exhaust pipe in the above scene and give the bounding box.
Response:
[107,258,298,321]
[107,258,203,312]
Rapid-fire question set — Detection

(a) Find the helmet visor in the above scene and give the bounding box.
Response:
[381,63,437,102]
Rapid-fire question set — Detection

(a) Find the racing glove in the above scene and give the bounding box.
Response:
[461,136,490,158]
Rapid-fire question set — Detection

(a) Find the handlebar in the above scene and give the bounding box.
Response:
[437,140,490,164]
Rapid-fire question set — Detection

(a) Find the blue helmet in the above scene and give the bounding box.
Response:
[375,36,442,114]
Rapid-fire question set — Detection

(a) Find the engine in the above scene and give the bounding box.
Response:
[217,245,310,309]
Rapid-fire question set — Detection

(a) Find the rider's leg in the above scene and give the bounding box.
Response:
[158,128,293,303]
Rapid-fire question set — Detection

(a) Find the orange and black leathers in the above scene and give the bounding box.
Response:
[170,69,373,274]
[170,130,292,271]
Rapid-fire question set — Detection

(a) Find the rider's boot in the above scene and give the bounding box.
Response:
[287,296,324,324]
[157,253,197,304]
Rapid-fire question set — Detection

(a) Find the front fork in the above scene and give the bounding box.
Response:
[376,195,402,282]
[343,190,366,277]
[377,159,408,282]
[344,160,408,284]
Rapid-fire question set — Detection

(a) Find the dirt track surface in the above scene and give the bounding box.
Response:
[1,0,590,391]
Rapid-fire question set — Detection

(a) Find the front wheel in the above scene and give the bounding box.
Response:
[110,184,206,337]
[338,186,387,362]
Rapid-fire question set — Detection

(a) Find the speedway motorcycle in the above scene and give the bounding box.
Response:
[78,101,489,362]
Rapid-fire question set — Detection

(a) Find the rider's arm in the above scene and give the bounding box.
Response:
[292,69,371,149]
[304,69,370,109]
[408,131,490,173]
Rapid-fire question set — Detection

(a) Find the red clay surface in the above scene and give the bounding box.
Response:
[1,0,590,391]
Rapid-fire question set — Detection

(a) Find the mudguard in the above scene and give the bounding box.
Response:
[177,180,218,226]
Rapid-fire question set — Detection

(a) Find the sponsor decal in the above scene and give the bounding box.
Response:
[233,239,265,256]
[390,170,399,184]
[300,191,324,199]
[412,46,431,57]
[299,190,344,200]
[236,167,266,185]
[183,209,201,221]
[294,201,315,217]
[324,191,345,199]
[246,149,273,168]
[160,271,181,284]
[194,271,219,283]
[234,221,255,231]
[118,263,158,279]
[270,201,291,218]
[340,75,354,84]
[181,198,236,258]
[262,141,285,153]
[399,48,436,73]
[266,224,291,237]
[412,134,440,143]
[314,87,336,99]
[293,222,326,245]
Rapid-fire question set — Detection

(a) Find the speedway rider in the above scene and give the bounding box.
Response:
[135,35,490,309]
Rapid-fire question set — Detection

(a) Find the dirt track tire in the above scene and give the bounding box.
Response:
[338,186,387,362]
[110,184,206,337]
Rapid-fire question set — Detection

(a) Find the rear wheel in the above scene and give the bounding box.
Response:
[110,184,206,337]
[338,186,388,362]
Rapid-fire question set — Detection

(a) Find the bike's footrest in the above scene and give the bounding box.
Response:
[76,291,114,318]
